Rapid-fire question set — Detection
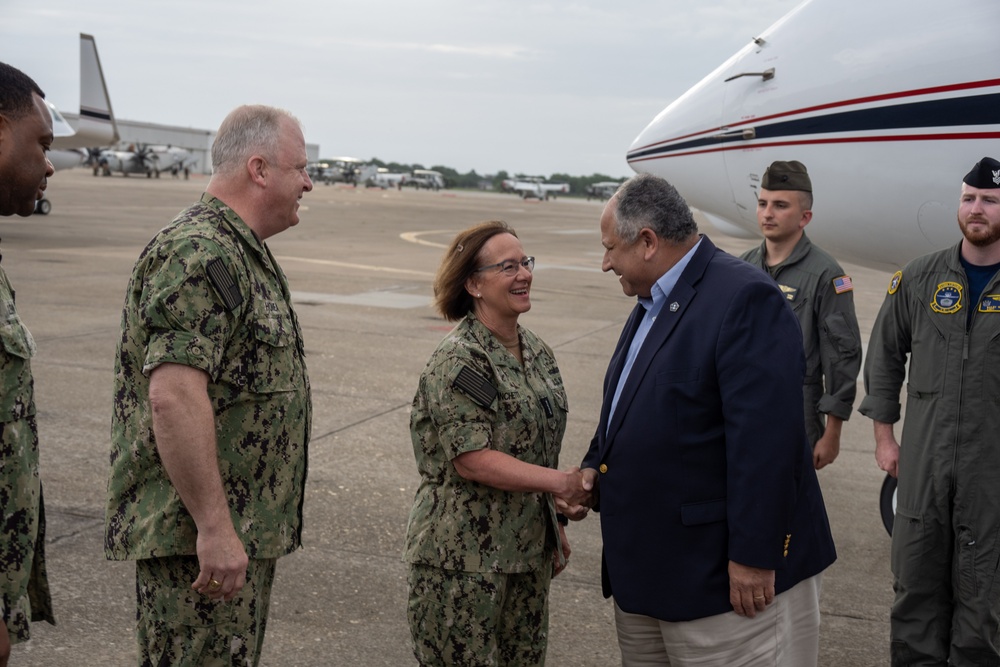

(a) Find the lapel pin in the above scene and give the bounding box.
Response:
[669,302,680,312]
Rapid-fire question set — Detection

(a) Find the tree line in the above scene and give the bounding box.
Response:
[367,157,626,196]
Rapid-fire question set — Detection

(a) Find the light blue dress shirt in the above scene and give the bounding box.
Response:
[608,238,702,430]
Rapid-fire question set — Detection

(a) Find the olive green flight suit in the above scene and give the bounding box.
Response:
[742,233,861,445]
[861,242,1000,666]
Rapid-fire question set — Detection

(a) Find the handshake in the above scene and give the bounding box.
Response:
[553,466,599,521]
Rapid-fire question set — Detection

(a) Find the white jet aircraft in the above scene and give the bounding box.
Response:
[626,0,1000,271]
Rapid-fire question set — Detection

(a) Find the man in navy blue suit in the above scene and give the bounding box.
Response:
[575,174,837,666]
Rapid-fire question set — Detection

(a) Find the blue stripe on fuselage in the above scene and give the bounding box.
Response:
[627,93,1000,161]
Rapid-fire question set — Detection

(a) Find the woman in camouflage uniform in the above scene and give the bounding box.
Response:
[404,221,589,666]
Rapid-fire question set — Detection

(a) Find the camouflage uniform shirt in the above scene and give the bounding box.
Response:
[0,263,54,641]
[404,313,568,573]
[106,193,310,561]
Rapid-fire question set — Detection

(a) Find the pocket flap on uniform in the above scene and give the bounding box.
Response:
[0,320,36,360]
[252,317,292,348]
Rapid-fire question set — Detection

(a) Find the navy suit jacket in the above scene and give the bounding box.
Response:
[582,236,836,622]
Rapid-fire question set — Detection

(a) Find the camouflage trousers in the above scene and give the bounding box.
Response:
[135,555,276,667]
[407,563,552,667]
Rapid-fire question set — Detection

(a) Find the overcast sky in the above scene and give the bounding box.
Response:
[1,0,803,178]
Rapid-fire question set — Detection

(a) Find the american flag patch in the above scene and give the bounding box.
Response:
[833,275,854,294]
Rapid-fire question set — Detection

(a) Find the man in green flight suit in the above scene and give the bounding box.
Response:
[741,160,862,469]
[0,61,57,666]
[105,105,312,666]
[861,156,1000,666]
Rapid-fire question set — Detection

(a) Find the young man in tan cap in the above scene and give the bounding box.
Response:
[861,156,1000,666]
[741,160,861,469]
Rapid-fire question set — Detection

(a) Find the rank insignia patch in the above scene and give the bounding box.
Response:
[930,281,963,314]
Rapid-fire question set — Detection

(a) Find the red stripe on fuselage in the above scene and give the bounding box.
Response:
[630,78,1000,152]
[627,131,1000,164]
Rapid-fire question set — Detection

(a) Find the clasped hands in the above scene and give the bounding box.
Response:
[554,466,598,521]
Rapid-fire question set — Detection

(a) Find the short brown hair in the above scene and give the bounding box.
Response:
[434,221,516,321]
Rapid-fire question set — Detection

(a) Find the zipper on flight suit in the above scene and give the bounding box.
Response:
[955,270,1000,599]
[952,277,973,501]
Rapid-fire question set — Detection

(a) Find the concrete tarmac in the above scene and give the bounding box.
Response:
[6,169,894,666]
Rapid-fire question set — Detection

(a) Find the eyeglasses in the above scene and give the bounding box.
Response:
[474,256,535,276]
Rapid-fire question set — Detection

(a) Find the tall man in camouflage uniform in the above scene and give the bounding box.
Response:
[861,157,1000,666]
[0,61,57,666]
[106,105,312,666]
[741,161,861,469]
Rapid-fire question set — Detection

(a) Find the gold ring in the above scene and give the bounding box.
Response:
[753,595,765,600]
[208,579,222,591]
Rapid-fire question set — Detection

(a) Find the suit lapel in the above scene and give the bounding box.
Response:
[599,303,646,438]
[602,237,718,452]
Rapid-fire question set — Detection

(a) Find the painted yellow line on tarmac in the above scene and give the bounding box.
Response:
[399,230,451,249]
[275,255,434,277]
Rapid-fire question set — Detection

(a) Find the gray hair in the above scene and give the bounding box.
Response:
[211,105,300,175]
[613,173,698,244]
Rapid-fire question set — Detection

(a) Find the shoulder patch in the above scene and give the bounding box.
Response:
[832,275,854,294]
[453,365,498,408]
[206,258,243,311]
[887,271,902,295]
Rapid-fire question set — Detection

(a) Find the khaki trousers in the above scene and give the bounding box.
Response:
[614,573,823,667]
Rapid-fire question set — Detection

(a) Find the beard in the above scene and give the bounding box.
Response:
[959,213,1000,248]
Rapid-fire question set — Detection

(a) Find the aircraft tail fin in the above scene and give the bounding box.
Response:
[75,33,119,146]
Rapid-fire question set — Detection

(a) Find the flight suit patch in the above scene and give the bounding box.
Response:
[833,275,853,294]
[778,284,798,302]
[979,294,1000,313]
[887,271,902,295]
[930,282,962,314]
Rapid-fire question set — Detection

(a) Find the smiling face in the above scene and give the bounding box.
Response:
[0,92,54,217]
[466,232,533,328]
[262,116,313,236]
[600,197,652,297]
